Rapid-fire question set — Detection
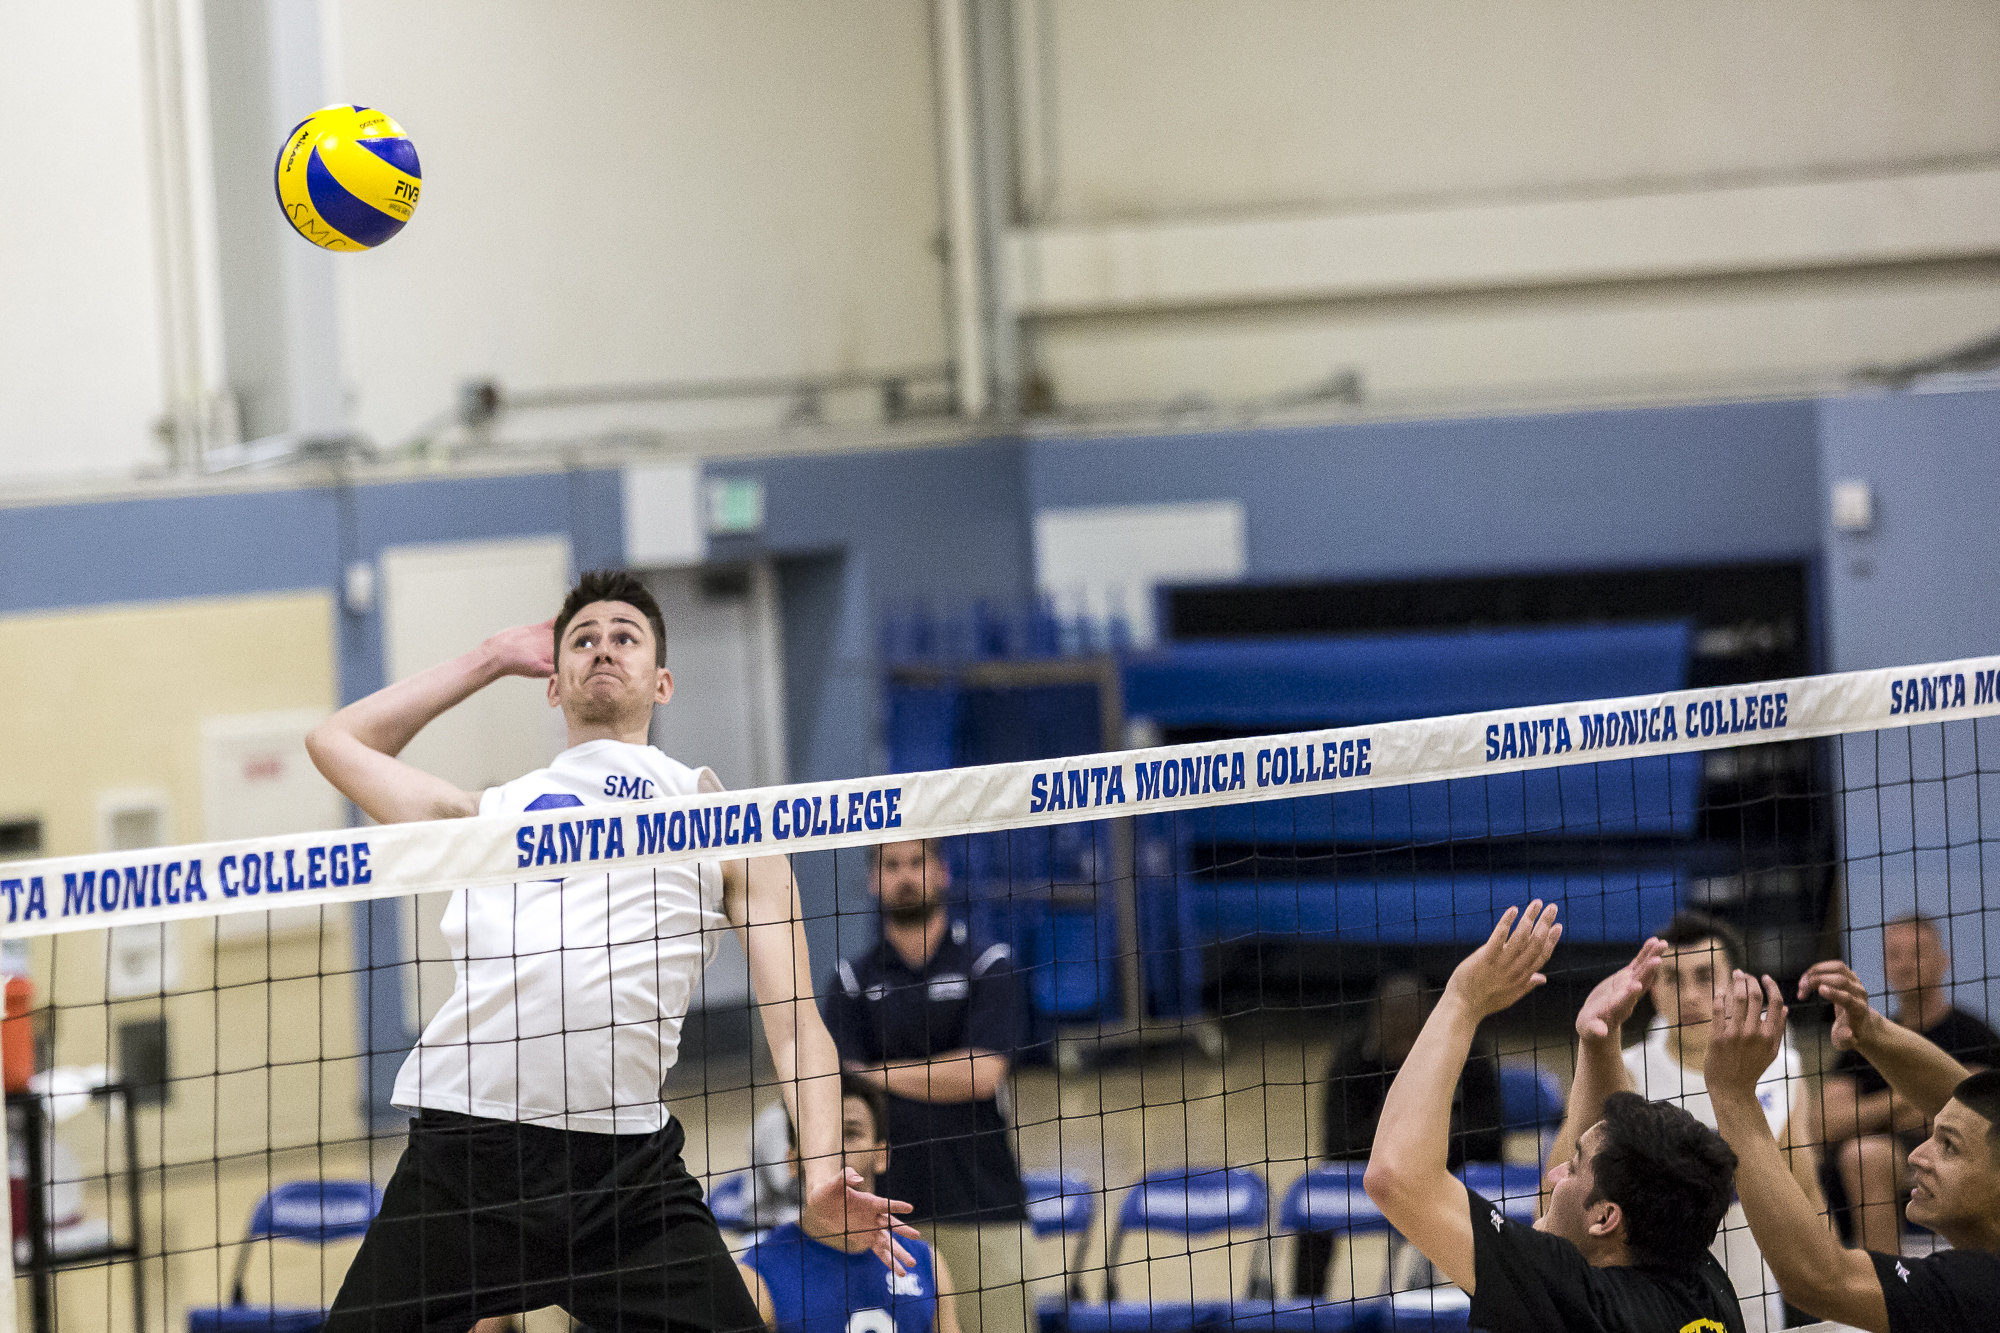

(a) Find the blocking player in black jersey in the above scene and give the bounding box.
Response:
[1365,904,1747,1333]
[1706,961,2000,1332]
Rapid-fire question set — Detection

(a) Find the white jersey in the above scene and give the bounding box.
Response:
[1624,1018,1802,1333]
[391,740,727,1135]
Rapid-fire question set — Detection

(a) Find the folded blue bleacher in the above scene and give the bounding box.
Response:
[1041,1300,1231,1333]
[1222,1295,1389,1331]
[1381,1288,1471,1332]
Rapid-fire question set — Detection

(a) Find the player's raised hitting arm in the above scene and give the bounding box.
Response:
[306,620,557,824]
[1365,901,1562,1292]
[725,849,918,1272]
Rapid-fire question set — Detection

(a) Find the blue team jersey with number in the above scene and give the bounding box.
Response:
[748,1222,937,1333]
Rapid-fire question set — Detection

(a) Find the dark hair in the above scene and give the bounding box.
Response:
[865,838,946,866]
[1658,911,1745,972]
[1588,1092,1738,1268]
[554,569,667,666]
[1951,1068,2000,1161]
[785,1074,889,1150]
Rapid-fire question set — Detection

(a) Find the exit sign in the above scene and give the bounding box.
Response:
[706,477,765,535]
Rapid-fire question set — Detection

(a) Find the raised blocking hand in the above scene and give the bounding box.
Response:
[1706,970,1787,1100]
[1447,901,1562,1019]
[1576,937,1669,1042]
[1797,959,1883,1052]
[800,1166,920,1272]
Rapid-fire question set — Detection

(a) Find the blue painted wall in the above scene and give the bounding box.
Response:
[1817,386,2000,1019]
[705,440,1034,962]
[1027,398,1825,581]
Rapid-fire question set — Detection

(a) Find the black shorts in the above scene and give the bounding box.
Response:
[323,1110,762,1333]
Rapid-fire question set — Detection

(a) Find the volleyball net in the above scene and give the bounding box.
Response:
[3,654,1998,1332]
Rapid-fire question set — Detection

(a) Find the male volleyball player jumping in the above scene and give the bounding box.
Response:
[308,569,914,1333]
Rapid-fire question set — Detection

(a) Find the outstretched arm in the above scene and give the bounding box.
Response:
[1708,972,1888,1333]
[1801,961,1972,1122]
[1542,938,1664,1211]
[1365,902,1562,1294]
[846,1051,1009,1103]
[736,1264,775,1331]
[305,620,555,824]
[729,852,917,1270]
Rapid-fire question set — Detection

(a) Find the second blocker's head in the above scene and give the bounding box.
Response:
[549,570,672,729]
[1650,911,1745,1034]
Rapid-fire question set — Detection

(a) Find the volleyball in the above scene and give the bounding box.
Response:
[273,104,421,251]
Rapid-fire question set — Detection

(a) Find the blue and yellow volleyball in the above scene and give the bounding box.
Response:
[273,105,421,251]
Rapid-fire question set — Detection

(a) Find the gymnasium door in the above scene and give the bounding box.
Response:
[639,562,789,1012]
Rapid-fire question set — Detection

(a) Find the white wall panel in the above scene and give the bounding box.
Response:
[1035,501,1246,646]
[1033,0,2000,224]
[1033,260,2000,412]
[0,6,166,479]
[1016,0,2000,410]
[1010,167,2000,315]
[331,0,950,446]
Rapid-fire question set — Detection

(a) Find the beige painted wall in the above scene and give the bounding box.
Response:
[0,592,369,1183]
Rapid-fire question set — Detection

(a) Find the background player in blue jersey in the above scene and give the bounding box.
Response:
[741,1075,963,1333]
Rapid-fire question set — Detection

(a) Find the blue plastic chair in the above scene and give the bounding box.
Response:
[1497,1065,1564,1133]
[1104,1167,1270,1302]
[1024,1171,1098,1299]
[1497,1063,1565,1164]
[1454,1162,1542,1226]
[1276,1163,1398,1295]
[1276,1164,1388,1238]
[708,1170,752,1232]
[188,1179,384,1332]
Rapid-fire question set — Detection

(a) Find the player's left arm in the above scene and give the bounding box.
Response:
[849,1050,1008,1103]
[1365,902,1562,1293]
[736,1263,776,1331]
[931,1246,964,1333]
[1707,972,1889,1333]
[726,852,917,1269]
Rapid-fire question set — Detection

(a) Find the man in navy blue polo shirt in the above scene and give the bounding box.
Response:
[822,839,1028,1333]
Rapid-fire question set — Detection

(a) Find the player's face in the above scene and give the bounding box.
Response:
[870,841,947,917]
[1538,1123,1614,1249]
[1904,1099,2000,1233]
[549,601,671,727]
[1651,939,1728,1033]
[1884,921,1948,996]
[839,1095,889,1191]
